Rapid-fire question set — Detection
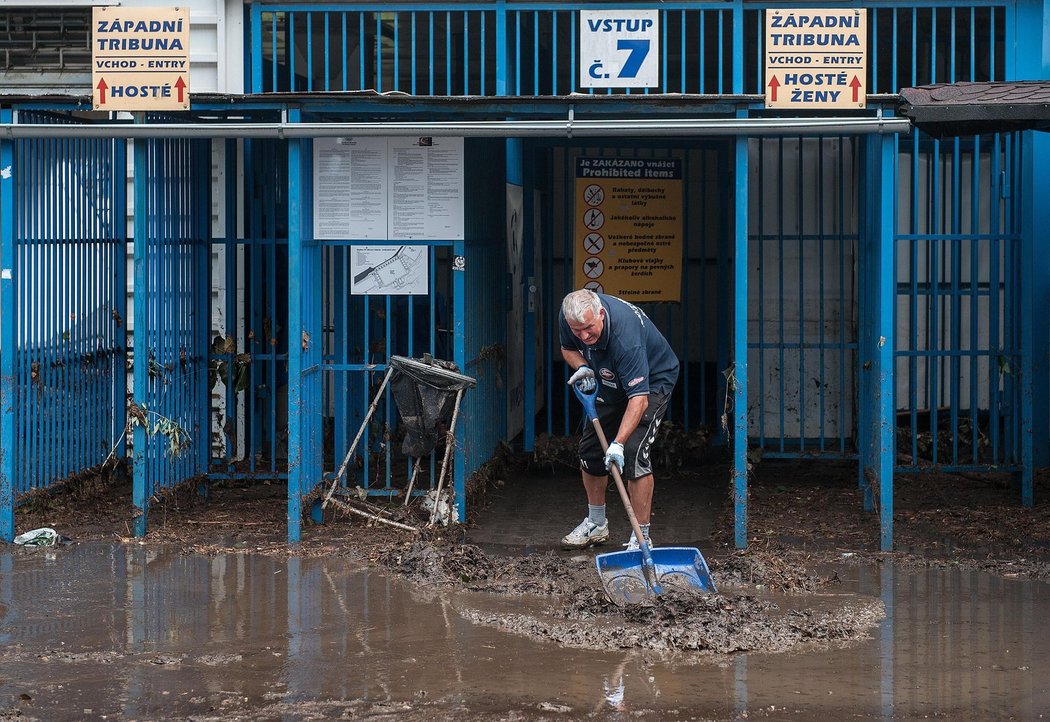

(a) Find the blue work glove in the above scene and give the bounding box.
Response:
[604,441,625,473]
[567,365,596,392]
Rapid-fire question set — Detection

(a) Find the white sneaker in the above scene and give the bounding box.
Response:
[562,518,609,548]
[624,532,653,551]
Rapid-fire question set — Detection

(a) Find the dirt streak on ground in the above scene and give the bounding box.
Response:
[11,456,1050,659]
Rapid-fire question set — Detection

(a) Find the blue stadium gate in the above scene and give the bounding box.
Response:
[1,0,1046,549]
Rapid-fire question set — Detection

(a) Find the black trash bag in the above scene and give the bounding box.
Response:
[388,355,476,457]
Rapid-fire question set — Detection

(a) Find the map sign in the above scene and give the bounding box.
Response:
[573,157,683,302]
[92,6,190,111]
[350,245,429,295]
[765,8,867,109]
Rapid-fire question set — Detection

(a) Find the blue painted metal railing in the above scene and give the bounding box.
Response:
[132,133,211,535]
[0,110,127,541]
[749,136,860,459]
[251,3,1007,97]
[894,132,1026,477]
[250,2,736,96]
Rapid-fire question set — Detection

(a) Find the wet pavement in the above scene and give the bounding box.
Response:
[2,541,1049,721]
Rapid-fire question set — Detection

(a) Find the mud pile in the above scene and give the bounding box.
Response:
[377,538,883,655]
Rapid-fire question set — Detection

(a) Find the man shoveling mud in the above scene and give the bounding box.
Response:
[558,289,679,551]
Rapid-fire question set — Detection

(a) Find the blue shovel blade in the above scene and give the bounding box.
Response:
[595,547,717,605]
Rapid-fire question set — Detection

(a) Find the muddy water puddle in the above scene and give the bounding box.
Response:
[1,544,1048,720]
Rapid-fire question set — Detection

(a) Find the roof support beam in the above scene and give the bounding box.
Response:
[2,116,911,139]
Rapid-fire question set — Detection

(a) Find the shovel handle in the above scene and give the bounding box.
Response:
[575,382,662,595]
[588,421,653,543]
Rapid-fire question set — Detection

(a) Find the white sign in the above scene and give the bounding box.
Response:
[315,137,387,239]
[313,137,464,241]
[389,137,464,240]
[579,10,659,89]
[350,245,429,295]
[92,6,190,111]
[765,9,867,109]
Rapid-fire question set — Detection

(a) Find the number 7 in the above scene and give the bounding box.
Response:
[616,39,650,79]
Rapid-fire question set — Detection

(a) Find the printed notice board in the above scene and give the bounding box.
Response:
[313,137,464,241]
[573,157,683,302]
[764,8,867,109]
[92,6,190,111]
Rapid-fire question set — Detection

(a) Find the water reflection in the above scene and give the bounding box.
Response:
[0,544,1048,719]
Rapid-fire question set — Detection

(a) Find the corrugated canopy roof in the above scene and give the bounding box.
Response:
[899,81,1050,137]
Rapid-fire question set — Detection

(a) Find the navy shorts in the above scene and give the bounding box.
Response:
[578,391,671,480]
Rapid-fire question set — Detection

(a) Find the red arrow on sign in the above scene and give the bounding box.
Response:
[767,75,781,102]
[175,76,187,103]
[96,78,108,105]
[849,75,862,102]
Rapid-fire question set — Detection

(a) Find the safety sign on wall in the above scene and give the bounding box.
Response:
[764,8,867,109]
[313,137,464,241]
[573,157,683,302]
[579,10,660,88]
[92,6,190,111]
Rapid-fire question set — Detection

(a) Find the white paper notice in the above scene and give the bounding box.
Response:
[313,137,388,240]
[313,137,463,241]
[389,137,464,240]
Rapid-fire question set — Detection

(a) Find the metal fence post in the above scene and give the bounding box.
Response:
[132,123,149,537]
[876,132,896,552]
[732,122,749,550]
[0,108,15,541]
[287,106,304,542]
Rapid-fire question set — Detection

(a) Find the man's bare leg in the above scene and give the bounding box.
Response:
[627,474,654,525]
[582,470,608,506]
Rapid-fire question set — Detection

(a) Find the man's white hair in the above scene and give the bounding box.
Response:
[562,289,602,323]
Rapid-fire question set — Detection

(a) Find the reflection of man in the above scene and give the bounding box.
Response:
[558,289,679,550]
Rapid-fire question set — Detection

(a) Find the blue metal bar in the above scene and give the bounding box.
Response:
[393,13,400,92]
[1015,0,1049,469]
[361,14,367,91]
[929,137,940,465]
[453,239,466,521]
[132,122,149,536]
[777,139,785,451]
[755,141,765,447]
[730,1,742,95]
[305,11,314,91]
[342,13,349,91]
[289,13,298,92]
[838,139,849,453]
[989,134,1001,462]
[250,6,262,93]
[969,135,980,464]
[796,139,805,451]
[733,125,748,550]
[428,12,437,95]
[410,12,418,95]
[1018,130,1034,505]
[878,132,896,551]
[323,12,330,91]
[0,108,14,541]
[817,139,826,451]
[287,108,304,543]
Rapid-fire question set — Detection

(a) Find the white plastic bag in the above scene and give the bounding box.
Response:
[13,527,62,547]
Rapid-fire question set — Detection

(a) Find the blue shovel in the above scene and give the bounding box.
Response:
[573,382,717,605]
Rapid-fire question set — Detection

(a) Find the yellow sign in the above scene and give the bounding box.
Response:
[92,6,190,111]
[765,8,867,109]
[573,157,682,302]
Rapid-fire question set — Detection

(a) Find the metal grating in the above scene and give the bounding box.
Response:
[0,9,92,72]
